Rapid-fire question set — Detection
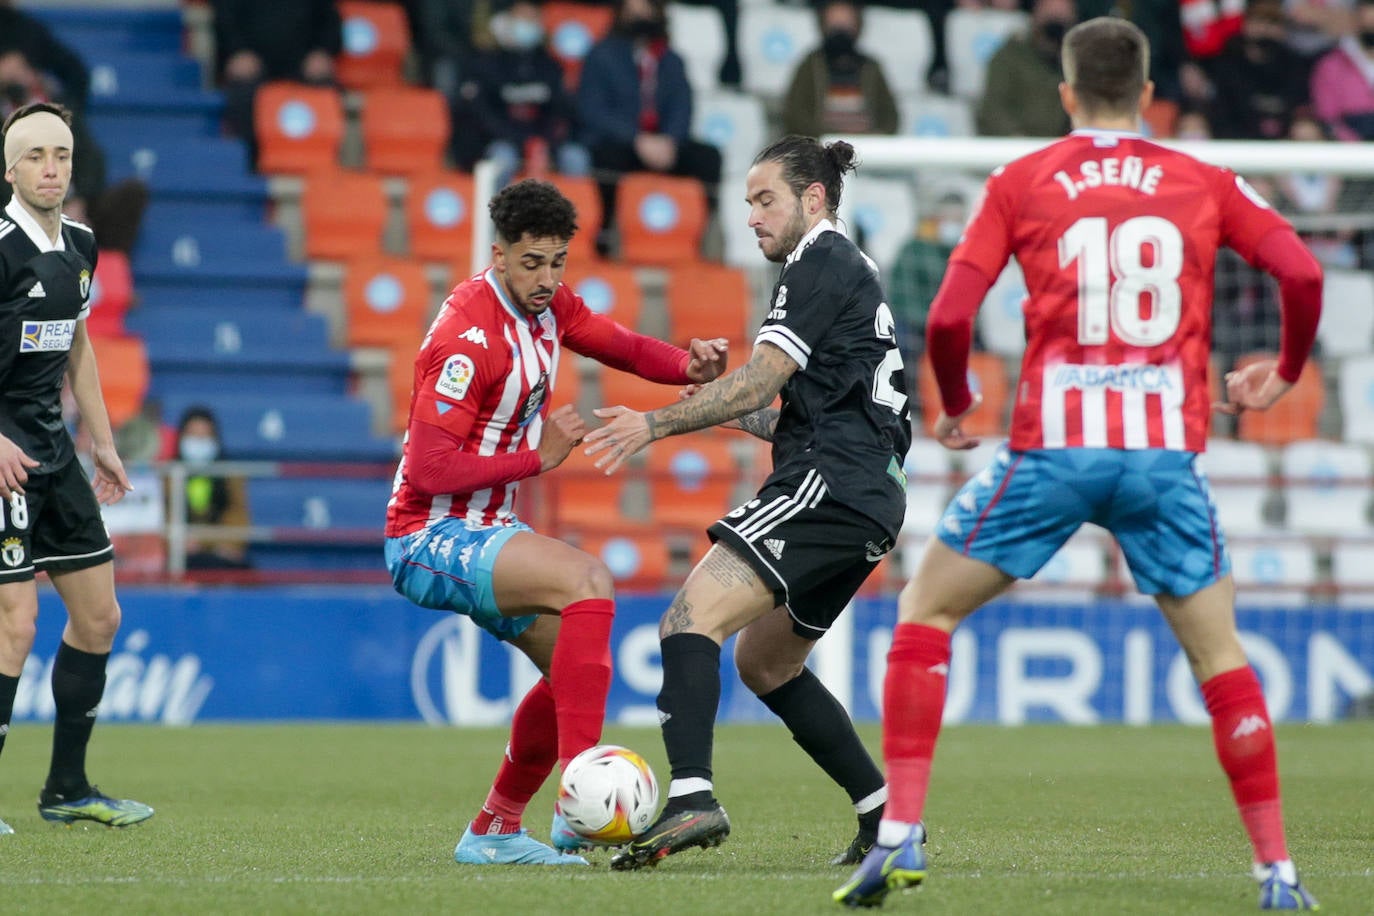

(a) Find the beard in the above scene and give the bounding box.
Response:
[761,204,808,263]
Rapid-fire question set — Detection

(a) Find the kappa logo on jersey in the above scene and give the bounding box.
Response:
[27,281,46,298]
[1,537,24,568]
[763,537,786,559]
[435,354,476,400]
[19,319,75,353]
[1231,715,1269,739]
[458,326,488,349]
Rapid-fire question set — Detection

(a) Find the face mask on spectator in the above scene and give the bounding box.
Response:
[493,13,544,51]
[1361,30,1374,50]
[1040,20,1070,46]
[822,28,858,60]
[180,436,219,465]
[626,17,667,41]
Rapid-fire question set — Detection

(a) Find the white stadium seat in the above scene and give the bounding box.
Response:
[669,3,728,94]
[1228,538,1318,605]
[1317,269,1374,358]
[841,175,917,272]
[898,92,974,139]
[739,3,818,99]
[720,172,762,267]
[692,89,768,178]
[945,8,1028,101]
[1199,439,1276,536]
[1280,439,1372,535]
[978,260,1027,357]
[1022,532,1108,602]
[857,7,933,97]
[902,438,952,540]
[1339,354,1374,443]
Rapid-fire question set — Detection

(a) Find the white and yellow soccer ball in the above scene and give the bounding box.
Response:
[556,744,660,845]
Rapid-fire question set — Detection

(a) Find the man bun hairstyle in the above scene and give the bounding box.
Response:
[489,178,579,245]
[753,135,858,214]
[1062,17,1149,120]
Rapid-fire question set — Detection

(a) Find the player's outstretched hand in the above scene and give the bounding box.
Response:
[584,406,651,475]
[538,404,589,472]
[0,434,40,498]
[685,338,729,384]
[933,393,983,451]
[1215,359,1293,415]
[90,442,134,506]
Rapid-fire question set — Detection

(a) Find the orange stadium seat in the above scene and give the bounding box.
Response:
[551,474,635,532]
[550,174,602,262]
[96,335,149,428]
[388,341,416,433]
[406,170,477,267]
[599,369,685,413]
[336,0,411,89]
[253,82,345,175]
[666,263,752,352]
[616,173,708,265]
[302,170,389,261]
[86,250,133,339]
[916,350,1010,438]
[644,433,738,531]
[1235,351,1325,445]
[361,87,450,176]
[551,352,583,411]
[581,532,671,588]
[543,1,615,88]
[563,262,642,330]
[344,256,431,349]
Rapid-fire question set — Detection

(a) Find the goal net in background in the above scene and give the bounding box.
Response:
[831,137,1374,602]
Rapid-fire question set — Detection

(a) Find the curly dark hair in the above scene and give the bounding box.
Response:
[488,179,579,245]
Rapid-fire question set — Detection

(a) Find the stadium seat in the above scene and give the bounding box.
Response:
[898,92,975,138]
[336,0,411,89]
[545,174,602,263]
[360,87,451,176]
[739,3,818,99]
[84,49,205,108]
[916,351,1009,439]
[158,393,394,462]
[901,438,952,540]
[693,90,768,179]
[133,221,305,287]
[844,176,917,272]
[668,3,728,94]
[1340,354,1374,443]
[102,134,263,199]
[564,263,643,330]
[599,369,684,412]
[1234,352,1324,445]
[581,532,672,588]
[1022,534,1108,602]
[405,170,476,267]
[550,473,636,531]
[302,170,389,261]
[1228,538,1318,604]
[944,8,1028,100]
[253,82,346,175]
[977,261,1028,357]
[544,1,615,88]
[1330,543,1374,599]
[1316,269,1374,358]
[1279,439,1372,535]
[615,174,708,265]
[552,352,583,411]
[665,263,753,352]
[644,434,738,531]
[1199,439,1275,535]
[857,7,933,97]
[387,341,417,433]
[344,257,432,349]
[720,174,764,267]
[94,335,149,429]
[29,6,182,57]
[86,250,134,339]
[246,478,393,530]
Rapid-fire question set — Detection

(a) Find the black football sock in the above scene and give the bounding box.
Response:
[758,667,885,813]
[657,633,721,812]
[0,672,18,760]
[45,642,109,798]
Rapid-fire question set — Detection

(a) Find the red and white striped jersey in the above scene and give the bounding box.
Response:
[385,270,574,535]
[951,129,1292,452]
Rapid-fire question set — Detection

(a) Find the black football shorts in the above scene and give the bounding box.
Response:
[0,458,113,583]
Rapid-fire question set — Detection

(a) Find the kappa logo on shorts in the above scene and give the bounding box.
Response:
[1,537,24,568]
[19,319,75,353]
[435,353,476,400]
[763,537,786,559]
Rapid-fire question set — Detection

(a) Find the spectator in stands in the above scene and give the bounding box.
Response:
[781,0,898,139]
[974,0,1075,137]
[1286,0,1356,60]
[1207,0,1310,139]
[172,407,251,571]
[1174,104,1215,139]
[0,0,89,112]
[678,0,743,86]
[1310,0,1374,139]
[416,0,486,98]
[0,49,147,254]
[1279,111,1359,268]
[577,0,722,257]
[211,0,342,146]
[451,0,590,186]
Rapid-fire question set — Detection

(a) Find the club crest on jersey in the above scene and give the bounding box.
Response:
[435,354,476,400]
[19,319,75,353]
[1,537,23,568]
[79,269,91,301]
[517,371,548,427]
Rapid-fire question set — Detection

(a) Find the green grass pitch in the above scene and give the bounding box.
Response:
[1,723,1369,914]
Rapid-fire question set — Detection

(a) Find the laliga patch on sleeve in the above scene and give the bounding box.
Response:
[435,353,476,400]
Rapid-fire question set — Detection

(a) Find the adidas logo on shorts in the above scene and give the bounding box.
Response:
[763,538,786,559]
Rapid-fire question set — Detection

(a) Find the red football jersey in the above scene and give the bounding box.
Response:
[952,129,1292,452]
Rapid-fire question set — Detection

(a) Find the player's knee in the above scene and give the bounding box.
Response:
[71,598,122,645]
[564,557,615,605]
[735,653,803,696]
[898,578,959,629]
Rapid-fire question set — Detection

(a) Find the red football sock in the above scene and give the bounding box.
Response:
[882,623,952,825]
[550,598,615,768]
[471,679,558,835]
[1201,666,1289,863]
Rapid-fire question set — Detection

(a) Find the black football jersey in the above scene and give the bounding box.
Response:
[754,222,912,537]
[0,204,98,475]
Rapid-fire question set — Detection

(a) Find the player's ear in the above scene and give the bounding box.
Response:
[491,242,506,272]
[1058,81,1075,120]
[1139,80,1155,117]
[805,181,825,215]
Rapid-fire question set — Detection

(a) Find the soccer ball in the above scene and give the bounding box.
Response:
[557,744,660,845]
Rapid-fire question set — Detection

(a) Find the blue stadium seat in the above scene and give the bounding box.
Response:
[158,394,396,462]
[102,136,263,200]
[246,545,384,572]
[89,110,222,143]
[246,479,394,529]
[86,50,206,110]
[133,221,306,287]
[152,370,346,399]
[142,198,268,227]
[136,286,305,313]
[128,308,345,368]
[31,7,183,56]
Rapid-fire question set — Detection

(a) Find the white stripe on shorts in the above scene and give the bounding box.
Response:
[734,469,826,541]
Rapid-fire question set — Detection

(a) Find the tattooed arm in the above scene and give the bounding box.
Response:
[732,407,780,441]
